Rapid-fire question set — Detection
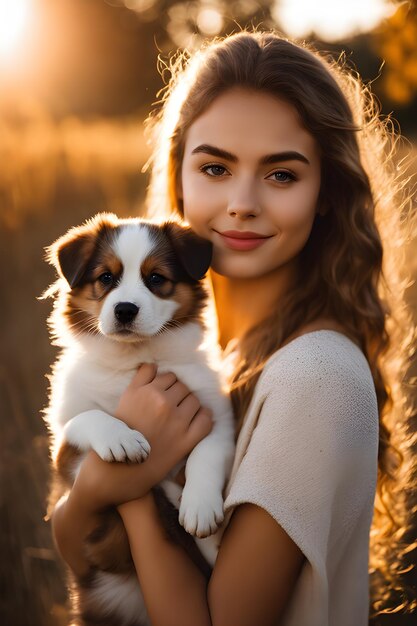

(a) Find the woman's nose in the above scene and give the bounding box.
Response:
[227,179,260,219]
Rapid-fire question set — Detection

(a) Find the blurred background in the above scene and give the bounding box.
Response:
[0,1,416,624]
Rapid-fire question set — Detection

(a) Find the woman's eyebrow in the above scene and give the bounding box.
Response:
[190,143,310,165]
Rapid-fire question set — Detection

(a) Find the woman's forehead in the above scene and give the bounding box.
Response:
[183,88,318,162]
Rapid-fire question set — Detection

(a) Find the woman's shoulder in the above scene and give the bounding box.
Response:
[264,328,370,375]
[234,320,378,445]
[257,324,376,410]
[246,326,379,458]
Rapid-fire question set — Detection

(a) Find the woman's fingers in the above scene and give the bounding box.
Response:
[128,366,178,391]
[152,371,178,390]
[186,408,213,447]
[123,365,211,451]
[130,362,158,387]
[177,392,201,420]
[165,380,192,407]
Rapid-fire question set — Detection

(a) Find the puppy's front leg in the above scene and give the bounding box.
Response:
[64,409,150,463]
[179,410,235,538]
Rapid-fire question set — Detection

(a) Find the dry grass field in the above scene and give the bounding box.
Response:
[0,108,416,625]
[0,109,150,625]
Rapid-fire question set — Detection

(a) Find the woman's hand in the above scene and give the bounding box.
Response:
[70,363,213,510]
[115,363,212,447]
[115,363,213,474]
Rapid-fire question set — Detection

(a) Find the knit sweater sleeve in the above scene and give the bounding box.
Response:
[223,332,379,621]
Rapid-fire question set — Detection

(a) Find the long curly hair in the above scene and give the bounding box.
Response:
[144,31,417,618]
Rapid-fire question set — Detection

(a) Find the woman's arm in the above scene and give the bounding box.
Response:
[118,493,305,626]
[119,494,212,626]
[51,448,164,579]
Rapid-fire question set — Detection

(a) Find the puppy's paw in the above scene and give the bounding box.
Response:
[93,427,150,463]
[179,487,224,538]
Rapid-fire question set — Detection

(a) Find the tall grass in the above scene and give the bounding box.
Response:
[0,104,149,625]
[0,100,150,228]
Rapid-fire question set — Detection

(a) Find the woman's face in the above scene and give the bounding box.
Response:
[180,88,321,280]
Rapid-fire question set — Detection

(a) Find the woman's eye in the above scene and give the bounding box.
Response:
[268,170,296,183]
[149,273,166,286]
[98,272,113,285]
[200,164,228,177]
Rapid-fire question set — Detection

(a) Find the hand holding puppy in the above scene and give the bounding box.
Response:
[115,362,214,465]
[71,363,213,511]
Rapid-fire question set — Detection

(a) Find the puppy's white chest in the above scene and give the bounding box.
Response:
[79,365,136,414]
[54,356,137,428]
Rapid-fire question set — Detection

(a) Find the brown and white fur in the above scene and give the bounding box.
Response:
[44,213,235,626]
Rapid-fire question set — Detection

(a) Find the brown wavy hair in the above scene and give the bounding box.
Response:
[144,31,417,618]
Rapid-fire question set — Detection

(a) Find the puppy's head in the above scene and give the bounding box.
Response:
[46,213,212,343]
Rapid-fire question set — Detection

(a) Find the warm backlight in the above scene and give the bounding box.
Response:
[0,0,31,59]
[273,0,396,41]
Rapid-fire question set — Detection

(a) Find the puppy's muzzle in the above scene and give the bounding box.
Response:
[114,302,139,325]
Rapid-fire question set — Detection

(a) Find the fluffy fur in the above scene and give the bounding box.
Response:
[44,213,235,626]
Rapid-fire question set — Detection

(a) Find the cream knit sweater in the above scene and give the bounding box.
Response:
[222,330,379,626]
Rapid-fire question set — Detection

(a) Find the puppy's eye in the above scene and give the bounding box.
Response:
[149,273,166,286]
[98,272,113,285]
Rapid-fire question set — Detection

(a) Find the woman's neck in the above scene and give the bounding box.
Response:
[210,260,298,350]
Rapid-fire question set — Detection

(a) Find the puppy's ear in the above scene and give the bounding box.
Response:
[46,213,118,288]
[163,222,212,281]
[48,232,95,289]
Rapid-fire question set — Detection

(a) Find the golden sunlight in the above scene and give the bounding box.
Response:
[0,0,31,59]
[272,0,397,41]
[197,7,223,36]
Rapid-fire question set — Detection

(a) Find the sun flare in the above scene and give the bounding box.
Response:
[0,0,31,59]
[273,0,397,41]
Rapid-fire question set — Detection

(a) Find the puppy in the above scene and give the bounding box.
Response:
[44,213,235,626]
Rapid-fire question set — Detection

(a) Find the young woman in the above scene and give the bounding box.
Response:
[52,31,416,625]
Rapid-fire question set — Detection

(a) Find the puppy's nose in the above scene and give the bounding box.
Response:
[114,302,139,324]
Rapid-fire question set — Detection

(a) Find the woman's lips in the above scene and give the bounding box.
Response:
[215,230,272,251]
